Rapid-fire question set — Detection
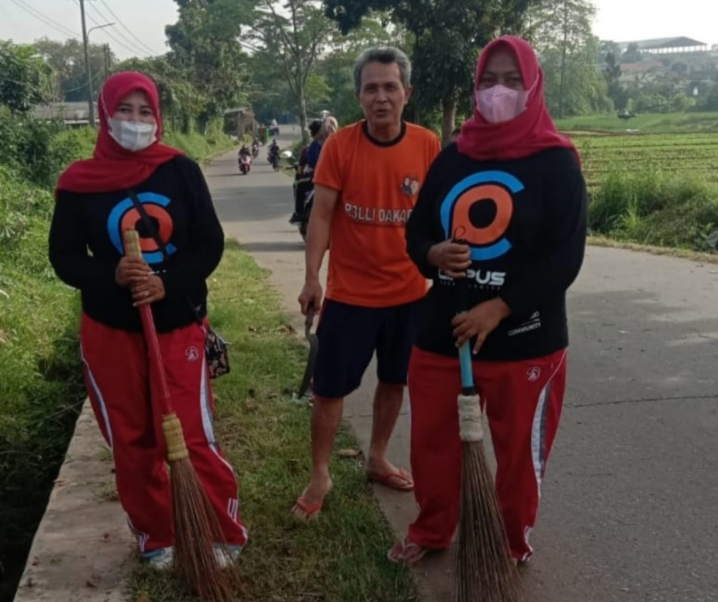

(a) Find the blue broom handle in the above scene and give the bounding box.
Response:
[459,341,474,389]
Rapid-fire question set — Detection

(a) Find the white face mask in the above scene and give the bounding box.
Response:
[108,117,158,152]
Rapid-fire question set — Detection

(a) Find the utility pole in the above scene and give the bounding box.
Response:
[104,44,111,81]
[79,0,94,127]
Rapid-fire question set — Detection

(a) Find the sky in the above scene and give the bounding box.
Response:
[0,0,716,60]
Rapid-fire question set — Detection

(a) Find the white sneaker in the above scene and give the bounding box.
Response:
[214,545,242,569]
[143,547,175,570]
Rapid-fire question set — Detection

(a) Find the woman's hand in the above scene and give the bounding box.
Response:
[115,257,151,287]
[452,298,511,354]
[427,241,472,278]
[131,275,166,306]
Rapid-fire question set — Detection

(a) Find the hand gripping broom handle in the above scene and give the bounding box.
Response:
[123,229,189,462]
[454,252,483,444]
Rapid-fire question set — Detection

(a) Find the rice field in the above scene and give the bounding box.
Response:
[564,131,718,190]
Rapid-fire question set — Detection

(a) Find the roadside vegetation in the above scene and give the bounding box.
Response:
[127,241,417,602]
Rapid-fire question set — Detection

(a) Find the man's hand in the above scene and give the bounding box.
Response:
[298,279,323,315]
[427,241,472,278]
[115,257,151,288]
[451,298,511,354]
[131,275,166,307]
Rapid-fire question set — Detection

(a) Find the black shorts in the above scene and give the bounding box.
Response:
[312,298,424,399]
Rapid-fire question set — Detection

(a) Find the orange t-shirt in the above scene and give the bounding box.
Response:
[314,121,441,308]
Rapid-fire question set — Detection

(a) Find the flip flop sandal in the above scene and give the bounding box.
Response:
[292,487,325,520]
[293,496,323,520]
[369,468,415,492]
[387,538,429,565]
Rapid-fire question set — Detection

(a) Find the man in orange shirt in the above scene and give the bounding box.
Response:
[293,47,441,519]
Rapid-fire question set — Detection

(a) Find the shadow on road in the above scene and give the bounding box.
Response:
[241,240,306,253]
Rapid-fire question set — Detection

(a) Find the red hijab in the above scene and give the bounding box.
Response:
[56,71,184,196]
[457,36,579,162]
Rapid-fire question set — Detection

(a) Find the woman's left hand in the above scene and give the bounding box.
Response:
[131,275,166,306]
[451,298,511,354]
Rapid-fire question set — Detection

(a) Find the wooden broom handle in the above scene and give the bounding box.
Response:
[123,228,143,259]
[122,229,175,415]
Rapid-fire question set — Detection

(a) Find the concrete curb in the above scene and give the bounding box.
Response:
[13,400,132,602]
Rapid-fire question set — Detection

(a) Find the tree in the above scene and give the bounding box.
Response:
[602,50,628,110]
[316,13,395,126]
[324,0,536,143]
[0,42,51,111]
[116,56,205,132]
[528,0,610,117]
[250,0,335,141]
[167,0,253,131]
[622,42,643,64]
[33,38,117,103]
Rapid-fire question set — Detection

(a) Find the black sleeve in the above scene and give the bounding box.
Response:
[48,192,119,292]
[499,150,588,316]
[405,152,446,280]
[159,159,224,300]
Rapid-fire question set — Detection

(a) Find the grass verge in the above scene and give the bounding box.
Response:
[0,168,86,602]
[127,240,417,602]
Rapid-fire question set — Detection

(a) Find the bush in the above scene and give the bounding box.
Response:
[589,166,718,251]
[0,164,85,602]
[164,119,234,161]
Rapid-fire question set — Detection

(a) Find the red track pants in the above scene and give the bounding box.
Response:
[407,347,567,561]
[80,314,248,553]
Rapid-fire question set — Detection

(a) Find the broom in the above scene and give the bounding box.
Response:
[123,229,237,602]
[454,274,522,602]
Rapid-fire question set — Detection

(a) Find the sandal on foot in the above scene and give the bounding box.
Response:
[292,489,324,520]
[387,537,429,565]
[369,468,414,492]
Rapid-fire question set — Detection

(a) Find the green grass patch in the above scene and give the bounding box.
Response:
[556,112,718,134]
[126,240,417,602]
[0,167,86,602]
[568,132,718,191]
[588,166,718,253]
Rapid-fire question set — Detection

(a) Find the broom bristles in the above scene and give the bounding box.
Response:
[171,458,240,602]
[455,441,523,602]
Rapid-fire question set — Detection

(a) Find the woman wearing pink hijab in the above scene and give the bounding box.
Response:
[390,36,587,566]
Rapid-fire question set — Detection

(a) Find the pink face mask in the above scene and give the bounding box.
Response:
[475,85,529,124]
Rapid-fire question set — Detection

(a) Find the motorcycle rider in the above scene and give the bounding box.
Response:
[268,139,280,170]
[290,120,323,225]
[238,143,252,173]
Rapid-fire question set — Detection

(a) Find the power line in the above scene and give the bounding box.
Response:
[68,0,149,57]
[97,0,163,56]
[86,1,154,57]
[8,0,78,38]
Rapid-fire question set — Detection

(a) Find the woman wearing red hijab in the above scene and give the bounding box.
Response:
[389,37,587,565]
[49,72,248,569]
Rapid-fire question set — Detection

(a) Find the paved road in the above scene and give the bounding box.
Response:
[209,128,718,602]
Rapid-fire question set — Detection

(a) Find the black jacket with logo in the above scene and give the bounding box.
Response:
[406,144,587,361]
[49,156,224,333]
